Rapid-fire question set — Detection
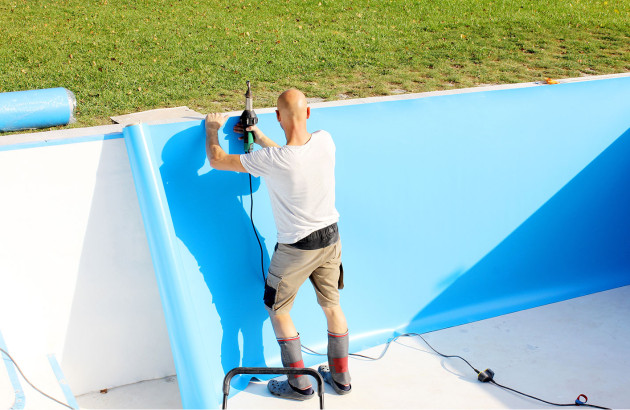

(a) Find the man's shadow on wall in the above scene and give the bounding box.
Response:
[159,120,270,374]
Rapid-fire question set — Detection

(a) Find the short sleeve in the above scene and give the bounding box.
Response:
[240,147,276,178]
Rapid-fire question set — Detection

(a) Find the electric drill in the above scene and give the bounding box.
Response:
[240,81,258,153]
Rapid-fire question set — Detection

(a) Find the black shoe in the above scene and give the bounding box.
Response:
[267,379,315,401]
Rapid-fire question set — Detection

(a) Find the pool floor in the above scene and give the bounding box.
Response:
[75,285,630,409]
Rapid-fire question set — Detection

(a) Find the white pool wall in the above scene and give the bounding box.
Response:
[0,136,175,395]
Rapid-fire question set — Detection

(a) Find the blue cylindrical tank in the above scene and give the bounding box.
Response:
[0,87,76,132]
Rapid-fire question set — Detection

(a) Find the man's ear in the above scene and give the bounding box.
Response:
[276,109,281,122]
[306,106,311,119]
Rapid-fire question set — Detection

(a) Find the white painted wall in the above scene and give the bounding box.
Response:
[0,137,175,396]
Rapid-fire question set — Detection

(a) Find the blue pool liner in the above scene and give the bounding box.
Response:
[0,330,25,409]
[0,87,76,132]
[124,77,630,409]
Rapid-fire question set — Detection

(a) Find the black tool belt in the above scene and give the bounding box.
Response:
[287,223,339,250]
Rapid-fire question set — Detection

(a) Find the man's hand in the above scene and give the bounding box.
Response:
[204,113,247,172]
[205,113,227,132]
[233,122,280,149]
[232,122,259,135]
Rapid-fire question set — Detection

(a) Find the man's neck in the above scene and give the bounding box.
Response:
[284,124,311,146]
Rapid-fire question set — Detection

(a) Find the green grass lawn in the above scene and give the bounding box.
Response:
[1,0,629,129]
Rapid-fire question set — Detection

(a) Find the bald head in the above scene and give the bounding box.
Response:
[277,89,309,122]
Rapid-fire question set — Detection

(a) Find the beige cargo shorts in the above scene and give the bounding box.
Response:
[263,240,343,315]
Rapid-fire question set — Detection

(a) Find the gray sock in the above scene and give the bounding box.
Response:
[277,335,312,391]
[327,330,351,388]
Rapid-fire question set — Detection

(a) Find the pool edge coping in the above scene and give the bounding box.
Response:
[2,72,629,150]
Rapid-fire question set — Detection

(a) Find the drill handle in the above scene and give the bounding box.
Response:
[244,130,255,153]
[240,111,258,153]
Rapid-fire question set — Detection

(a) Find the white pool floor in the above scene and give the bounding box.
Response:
[72,285,630,409]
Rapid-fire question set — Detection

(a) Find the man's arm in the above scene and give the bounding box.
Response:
[205,113,248,172]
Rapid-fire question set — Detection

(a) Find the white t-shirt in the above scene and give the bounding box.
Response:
[240,130,340,244]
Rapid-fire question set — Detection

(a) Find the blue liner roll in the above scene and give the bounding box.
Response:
[0,87,76,132]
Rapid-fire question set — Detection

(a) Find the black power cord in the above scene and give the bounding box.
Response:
[0,347,75,409]
[245,171,610,410]
[409,333,610,409]
[248,173,266,284]
[302,333,610,410]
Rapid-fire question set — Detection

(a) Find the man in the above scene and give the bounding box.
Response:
[205,88,351,401]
